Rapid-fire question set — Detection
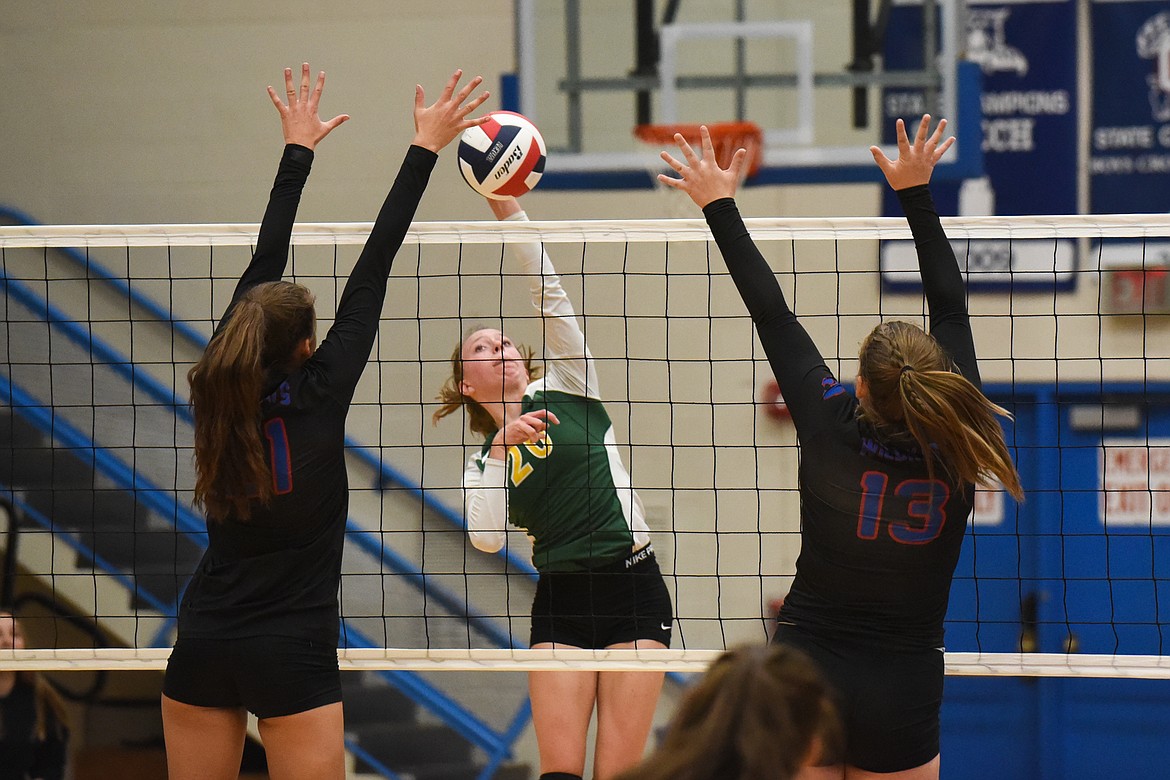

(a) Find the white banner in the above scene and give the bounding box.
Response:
[1099,439,1170,525]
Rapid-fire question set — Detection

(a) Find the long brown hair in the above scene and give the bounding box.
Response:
[188,281,316,522]
[859,320,1023,500]
[432,327,542,437]
[614,644,841,780]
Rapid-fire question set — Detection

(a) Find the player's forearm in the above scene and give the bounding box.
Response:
[703,197,793,326]
[247,144,315,285]
[464,460,508,553]
[896,185,966,318]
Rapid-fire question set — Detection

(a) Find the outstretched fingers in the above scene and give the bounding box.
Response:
[675,132,701,166]
[283,66,296,103]
[412,70,491,152]
[895,117,910,157]
[934,134,956,162]
[458,85,491,121]
[269,62,349,150]
[308,69,327,112]
[869,144,892,170]
[656,149,688,191]
[927,117,953,160]
[321,113,349,134]
[655,126,741,208]
[656,172,686,191]
[440,68,463,102]
[872,113,954,189]
[454,74,484,106]
[914,113,932,149]
[266,84,287,113]
[298,62,311,104]
[700,124,717,164]
[660,150,685,172]
[727,146,748,182]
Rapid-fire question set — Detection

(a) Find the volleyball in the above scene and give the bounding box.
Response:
[457,110,547,200]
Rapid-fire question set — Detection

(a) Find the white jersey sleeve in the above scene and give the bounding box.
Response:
[462,452,507,553]
[504,210,601,400]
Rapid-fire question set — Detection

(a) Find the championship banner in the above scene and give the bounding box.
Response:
[881,0,1078,291]
[1090,1,1170,215]
[1089,1,1170,290]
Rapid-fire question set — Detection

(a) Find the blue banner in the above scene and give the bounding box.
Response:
[881,0,1078,290]
[1090,1,1170,214]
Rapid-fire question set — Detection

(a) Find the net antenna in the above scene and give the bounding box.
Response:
[635,120,765,215]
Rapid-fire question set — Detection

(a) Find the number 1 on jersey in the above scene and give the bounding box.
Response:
[263,417,293,494]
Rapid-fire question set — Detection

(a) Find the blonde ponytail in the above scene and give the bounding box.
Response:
[859,321,1023,501]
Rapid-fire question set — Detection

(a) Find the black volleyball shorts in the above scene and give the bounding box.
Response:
[530,545,674,649]
[771,622,944,773]
[164,634,341,719]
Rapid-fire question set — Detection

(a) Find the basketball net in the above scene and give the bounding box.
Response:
[635,121,765,217]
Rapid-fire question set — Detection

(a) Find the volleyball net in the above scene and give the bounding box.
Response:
[2,214,1170,678]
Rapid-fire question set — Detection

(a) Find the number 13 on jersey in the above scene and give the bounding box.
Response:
[857,471,950,544]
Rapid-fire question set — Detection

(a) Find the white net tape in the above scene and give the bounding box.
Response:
[4,648,1170,678]
[2,214,1170,247]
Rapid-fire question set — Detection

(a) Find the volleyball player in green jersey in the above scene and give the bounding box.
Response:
[435,196,673,780]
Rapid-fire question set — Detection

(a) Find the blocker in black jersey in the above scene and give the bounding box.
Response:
[172,140,439,650]
[162,66,490,780]
[660,117,1022,778]
[707,181,978,655]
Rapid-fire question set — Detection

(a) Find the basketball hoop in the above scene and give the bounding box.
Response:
[635,121,764,216]
[635,120,765,180]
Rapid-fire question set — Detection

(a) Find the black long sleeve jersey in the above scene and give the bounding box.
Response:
[178,143,437,645]
[704,186,977,651]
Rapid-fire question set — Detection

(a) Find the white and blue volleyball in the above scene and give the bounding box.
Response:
[457,110,547,200]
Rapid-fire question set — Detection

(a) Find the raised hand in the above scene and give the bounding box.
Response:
[266,63,350,151]
[869,114,955,191]
[412,69,491,153]
[657,125,748,209]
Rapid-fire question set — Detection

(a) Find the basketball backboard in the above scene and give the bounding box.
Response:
[506,0,980,189]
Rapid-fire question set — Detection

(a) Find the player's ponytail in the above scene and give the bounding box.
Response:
[859,321,1023,501]
[188,282,315,522]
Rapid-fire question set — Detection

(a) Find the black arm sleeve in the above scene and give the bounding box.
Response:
[308,144,438,399]
[703,197,848,440]
[895,185,980,388]
[216,143,315,332]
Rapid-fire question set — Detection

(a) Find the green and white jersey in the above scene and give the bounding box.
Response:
[463,212,651,572]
